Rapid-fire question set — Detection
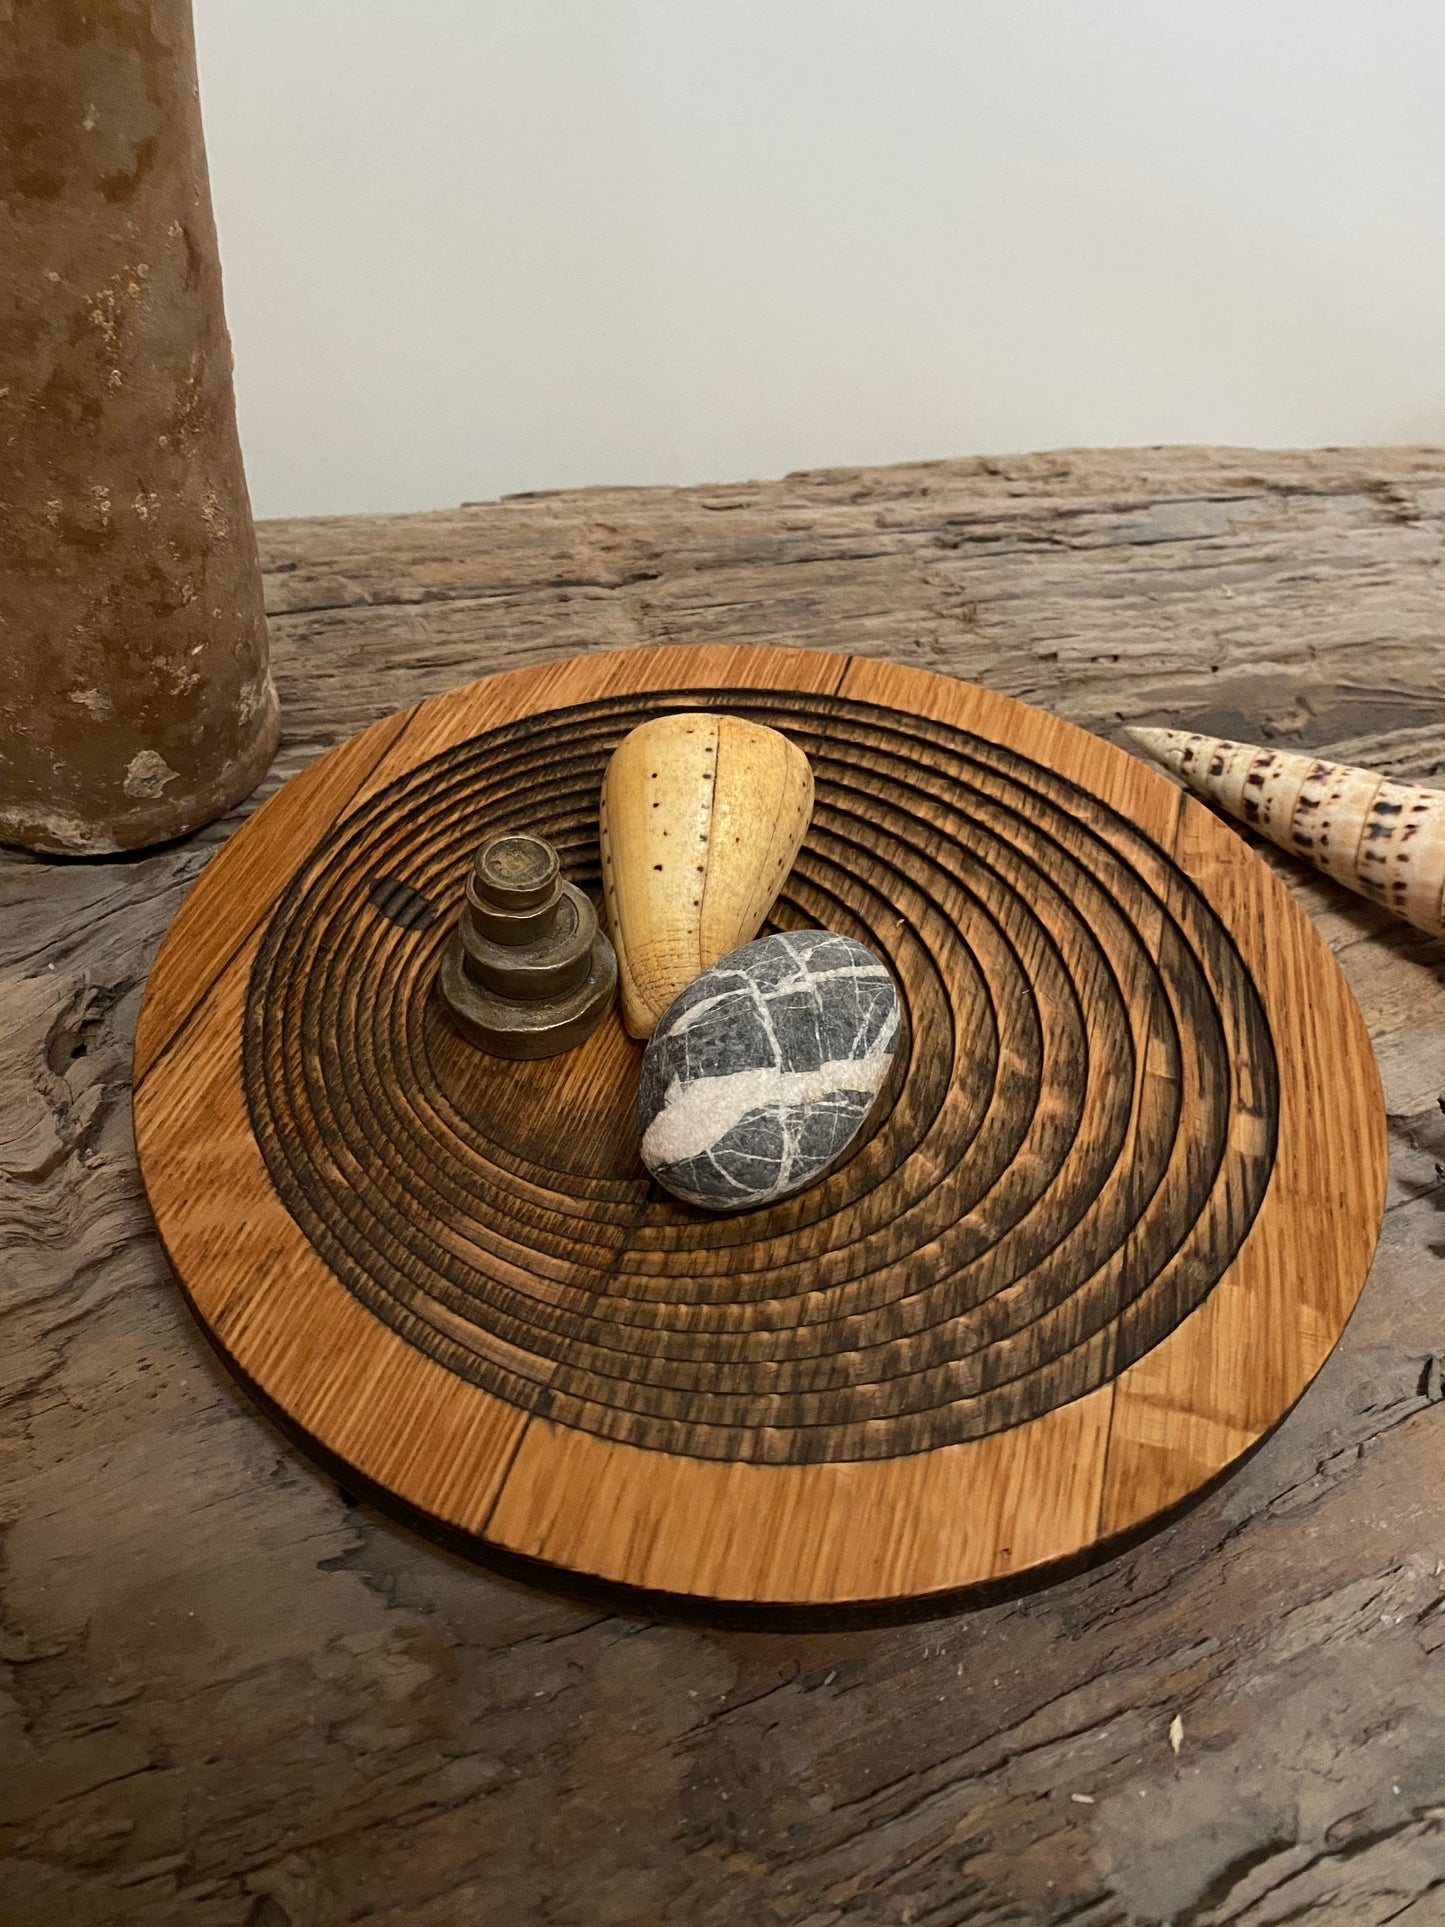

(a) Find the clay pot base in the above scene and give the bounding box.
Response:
[132,646,1386,1614]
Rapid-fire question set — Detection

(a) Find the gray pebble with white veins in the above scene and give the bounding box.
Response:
[638,929,901,1211]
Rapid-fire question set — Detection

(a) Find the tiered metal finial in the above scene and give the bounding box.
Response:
[438,833,616,1058]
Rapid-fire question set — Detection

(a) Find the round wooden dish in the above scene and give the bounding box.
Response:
[133,646,1387,1613]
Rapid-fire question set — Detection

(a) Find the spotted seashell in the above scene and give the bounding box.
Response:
[600,712,814,1037]
[1127,727,1445,936]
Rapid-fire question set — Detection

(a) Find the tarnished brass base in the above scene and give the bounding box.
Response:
[437,833,616,1058]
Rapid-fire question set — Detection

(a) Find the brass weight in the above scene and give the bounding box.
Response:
[437,833,617,1058]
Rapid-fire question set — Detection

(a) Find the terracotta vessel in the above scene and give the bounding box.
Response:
[0,0,279,855]
[1128,726,1445,937]
[599,711,814,1036]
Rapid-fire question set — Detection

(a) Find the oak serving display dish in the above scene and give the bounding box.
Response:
[132,645,1387,1612]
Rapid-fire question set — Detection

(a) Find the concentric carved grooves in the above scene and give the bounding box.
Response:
[244,690,1279,1467]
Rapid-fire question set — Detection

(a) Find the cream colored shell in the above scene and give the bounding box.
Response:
[1128,726,1445,937]
[599,712,815,1037]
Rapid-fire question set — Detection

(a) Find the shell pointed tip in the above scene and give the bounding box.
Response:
[1125,725,1185,770]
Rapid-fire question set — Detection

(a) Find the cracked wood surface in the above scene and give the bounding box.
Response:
[3,445,1445,1925]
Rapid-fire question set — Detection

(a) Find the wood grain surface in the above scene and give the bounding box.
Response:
[4,447,1445,1923]
[131,644,1383,1608]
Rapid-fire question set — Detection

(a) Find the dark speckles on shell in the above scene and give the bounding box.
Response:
[1126,725,1445,939]
[638,930,901,1212]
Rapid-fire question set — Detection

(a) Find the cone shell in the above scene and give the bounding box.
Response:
[599,712,815,1036]
[1127,726,1445,937]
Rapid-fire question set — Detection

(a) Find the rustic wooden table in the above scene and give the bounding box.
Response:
[4,448,1444,1927]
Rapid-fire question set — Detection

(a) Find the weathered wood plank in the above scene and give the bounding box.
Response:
[3,446,1444,1925]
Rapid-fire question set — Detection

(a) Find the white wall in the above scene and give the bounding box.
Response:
[194,0,1445,520]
